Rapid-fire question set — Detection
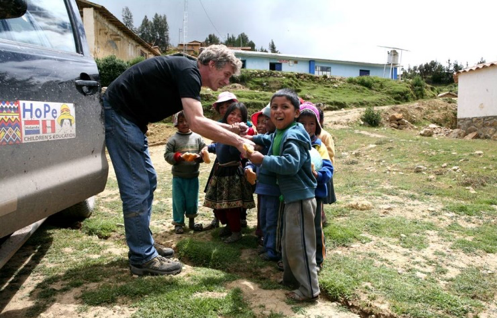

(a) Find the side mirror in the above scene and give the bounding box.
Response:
[0,0,28,19]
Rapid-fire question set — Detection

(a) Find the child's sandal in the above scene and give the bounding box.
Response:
[191,223,204,232]
[174,225,184,234]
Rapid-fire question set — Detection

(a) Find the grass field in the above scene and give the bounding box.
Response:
[1,105,496,318]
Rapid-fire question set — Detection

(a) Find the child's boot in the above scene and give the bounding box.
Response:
[224,231,242,244]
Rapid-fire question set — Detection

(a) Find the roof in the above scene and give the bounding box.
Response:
[179,40,203,45]
[454,61,497,82]
[76,0,160,56]
[232,50,388,67]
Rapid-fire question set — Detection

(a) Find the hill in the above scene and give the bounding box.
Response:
[199,70,442,115]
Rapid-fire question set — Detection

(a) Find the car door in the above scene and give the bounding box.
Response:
[0,0,108,238]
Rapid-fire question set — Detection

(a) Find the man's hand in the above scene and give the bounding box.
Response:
[247,151,264,165]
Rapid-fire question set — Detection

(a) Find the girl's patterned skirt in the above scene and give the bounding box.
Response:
[204,161,255,210]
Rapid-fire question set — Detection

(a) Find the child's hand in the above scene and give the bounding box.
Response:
[200,147,210,163]
[237,122,248,136]
[245,168,256,185]
[311,163,318,177]
[247,151,264,165]
[181,152,199,162]
[238,140,255,157]
[174,152,185,162]
[254,144,264,152]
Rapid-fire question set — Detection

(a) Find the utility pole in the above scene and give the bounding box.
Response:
[183,0,188,53]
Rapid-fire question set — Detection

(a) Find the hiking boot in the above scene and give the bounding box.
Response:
[154,243,174,258]
[130,256,182,276]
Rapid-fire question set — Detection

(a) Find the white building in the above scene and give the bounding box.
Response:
[454,61,497,140]
[233,50,399,79]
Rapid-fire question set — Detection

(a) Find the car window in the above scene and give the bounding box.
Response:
[0,0,76,52]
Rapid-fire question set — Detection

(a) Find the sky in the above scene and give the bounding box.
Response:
[94,0,497,70]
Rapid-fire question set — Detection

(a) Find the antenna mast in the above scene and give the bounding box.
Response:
[183,0,188,53]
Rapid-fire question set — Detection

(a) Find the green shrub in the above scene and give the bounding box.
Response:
[361,106,382,127]
[355,76,374,89]
[128,56,145,67]
[96,55,128,87]
[412,75,426,99]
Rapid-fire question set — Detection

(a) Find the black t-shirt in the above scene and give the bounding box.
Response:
[105,56,201,132]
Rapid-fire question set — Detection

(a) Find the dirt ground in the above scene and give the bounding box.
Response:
[2,99,476,318]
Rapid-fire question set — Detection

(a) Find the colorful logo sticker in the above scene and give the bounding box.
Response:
[0,100,76,145]
[0,101,22,145]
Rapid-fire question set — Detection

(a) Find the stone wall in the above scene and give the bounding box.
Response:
[457,116,497,140]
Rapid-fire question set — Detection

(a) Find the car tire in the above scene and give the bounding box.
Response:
[56,196,95,220]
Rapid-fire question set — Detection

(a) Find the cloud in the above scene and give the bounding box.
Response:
[96,0,497,68]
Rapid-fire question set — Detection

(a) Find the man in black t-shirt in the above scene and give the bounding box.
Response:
[103,45,251,276]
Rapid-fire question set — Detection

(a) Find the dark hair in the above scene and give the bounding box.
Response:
[222,102,248,124]
[298,111,322,136]
[317,107,324,126]
[270,88,300,110]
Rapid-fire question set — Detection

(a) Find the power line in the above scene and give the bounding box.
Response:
[198,0,225,41]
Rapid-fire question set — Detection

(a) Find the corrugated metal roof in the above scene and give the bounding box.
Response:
[76,0,160,56]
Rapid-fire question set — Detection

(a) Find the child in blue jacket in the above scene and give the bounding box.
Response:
[248,89,319,302]
[298,102,334,271]
[246,104,281,261]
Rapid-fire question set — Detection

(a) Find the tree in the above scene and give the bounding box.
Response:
[258,46,268,52]
[205,34,221,46]
[223,33,256,50]
[269,39,279,53]
[122,7,135,32]
[236,33,249,47]
[223,33,237,47]
[402,59,465,85]
[138,15,152,44]
[151,13,169,52]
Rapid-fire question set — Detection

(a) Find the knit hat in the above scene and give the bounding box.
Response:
[212,91,238,112]
[173,111,185,127]
[299,102,322,136]
[250,111,262,126]
[262,103,271,117]
[251,104,271,126]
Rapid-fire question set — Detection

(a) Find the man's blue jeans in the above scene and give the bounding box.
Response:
[103,98,158,265]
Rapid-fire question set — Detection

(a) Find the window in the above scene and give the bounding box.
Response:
[241,59,246,69]
[359,69,370,76]
[0,0,76,52]
[269,62,282,71]
[315,65,331,76]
